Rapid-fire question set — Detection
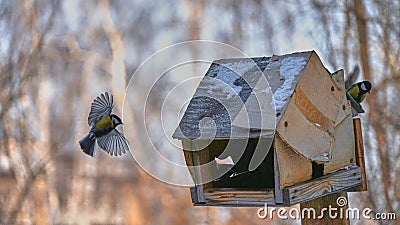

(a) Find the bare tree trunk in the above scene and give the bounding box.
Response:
[31,178,50,225]
[353,0,394,213]
[343,0,351,73]
[232,0,243,48]
[123,184,146,225]
[100,0,127,104]
[185,0,206,59]
[186,0,206,41]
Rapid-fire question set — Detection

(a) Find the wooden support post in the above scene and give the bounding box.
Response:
[353,117,367,191]
[300,192,350,225]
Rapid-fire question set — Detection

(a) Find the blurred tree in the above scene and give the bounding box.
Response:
[0,0,61,224]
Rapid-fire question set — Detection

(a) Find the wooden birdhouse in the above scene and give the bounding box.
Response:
[173,51,365,207]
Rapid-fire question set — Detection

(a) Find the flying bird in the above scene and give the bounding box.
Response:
[79,92,129,157]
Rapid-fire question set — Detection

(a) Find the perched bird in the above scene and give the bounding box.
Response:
[79,92,129,157]
[347,81,372,103]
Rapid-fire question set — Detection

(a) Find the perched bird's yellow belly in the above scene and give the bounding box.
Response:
[348,84,360,100]
[348,84,367,103]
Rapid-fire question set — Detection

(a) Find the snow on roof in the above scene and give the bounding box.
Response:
[272,57,308,112]
[173,52,312,140]
[205,60,251,99]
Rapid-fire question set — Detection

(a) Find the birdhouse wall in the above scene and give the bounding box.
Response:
[277,52,338,162]
[182,139,221,188]
[274,134,312,188]
[324,114,355,173]
[276,52,355,188]
[182,139,204,185]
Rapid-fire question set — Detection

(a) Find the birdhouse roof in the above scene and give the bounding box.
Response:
[173,51,313,140]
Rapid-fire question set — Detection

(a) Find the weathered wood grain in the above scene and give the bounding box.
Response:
[330,69,345,91]
[277,100,333,162]
[274,148,284,203]
[284,166,361,205]
[324,114,355,174]
[346,92,365,116]
[298,52,344,119]
[182,140,195,182]
[201,188,275,207]
[275,133,312,188]
[353,118,367,191]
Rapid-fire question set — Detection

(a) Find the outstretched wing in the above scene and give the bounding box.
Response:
[88,92,114,126]
[97,129,129,156]
[345,65,360,90]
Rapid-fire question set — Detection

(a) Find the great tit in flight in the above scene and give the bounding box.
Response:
[347,81,372,104]
[79,92,129,157]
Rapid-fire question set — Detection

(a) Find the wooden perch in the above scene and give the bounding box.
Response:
[346,92,365,116]
[353,118,367,191]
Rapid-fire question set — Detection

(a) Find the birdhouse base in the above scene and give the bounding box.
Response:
[190,165,361,207]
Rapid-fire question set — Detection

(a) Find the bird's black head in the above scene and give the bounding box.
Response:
[360,81,372,93]
[110,114,123,127]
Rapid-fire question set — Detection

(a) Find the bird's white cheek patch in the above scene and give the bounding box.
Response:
[361,83,366,91]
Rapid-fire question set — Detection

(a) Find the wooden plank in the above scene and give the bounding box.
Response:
[346,92,365,117]
[190,186,205,203]
[273,147,284,203]
[188,141,203,185]
[275,134,312,188]
[183,139,219,183]
[297,52,343,120]
[201,188,276,207]
[194,202,272,207]
[277,99,332,162]
[284,166,361,205]
[182,140,195,181]
[334,95,352,128]
[324,113,355,174]
[330,69,345,91]
[187,140,208,204]
[331,69,352,125]
[294,87,334,131]
[300,192,350,225]
[193,140,215,189]
[353,118,367,191]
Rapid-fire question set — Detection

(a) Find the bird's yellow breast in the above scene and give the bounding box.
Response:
[94,115,114,131]
[348,85,360,100]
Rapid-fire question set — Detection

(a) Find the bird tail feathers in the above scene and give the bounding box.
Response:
[79,134,96,157]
